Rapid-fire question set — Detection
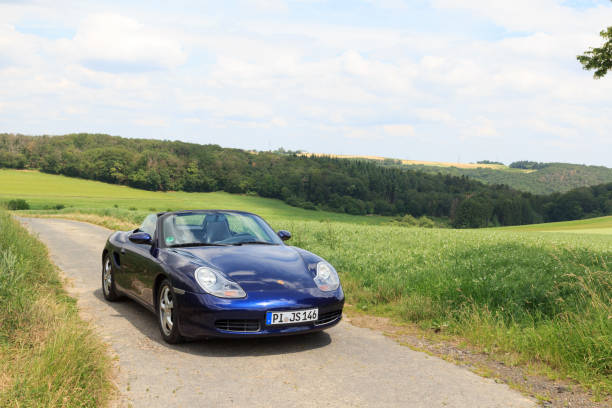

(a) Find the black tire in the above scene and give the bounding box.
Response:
[157,279,183,344]
[102,254,121,301]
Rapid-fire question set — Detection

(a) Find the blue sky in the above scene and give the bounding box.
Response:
[1,0,612,166]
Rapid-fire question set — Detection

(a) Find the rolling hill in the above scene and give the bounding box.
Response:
[1,133,612,228]
[303,153,612,195]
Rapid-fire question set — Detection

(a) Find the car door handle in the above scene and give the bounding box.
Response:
[121,248,126,254]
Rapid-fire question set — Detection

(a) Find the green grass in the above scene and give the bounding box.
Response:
[0,211,112,407]
[287,223,611,394]
[497,216,612,235]
[2,169,611,397]
[0,169,388,225]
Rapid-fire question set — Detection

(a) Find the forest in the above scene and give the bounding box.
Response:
[377,160,612,194]
[1,133,611,228]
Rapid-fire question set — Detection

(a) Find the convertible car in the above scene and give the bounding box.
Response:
[101,210,344,343]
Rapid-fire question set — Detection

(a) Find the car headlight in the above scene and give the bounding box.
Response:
[314,261,340,291]
[194,267,246,298]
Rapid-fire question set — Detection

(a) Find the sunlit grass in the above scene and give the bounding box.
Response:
[0,169,388,225]
[0,212,112,407]
[496,216,612,234]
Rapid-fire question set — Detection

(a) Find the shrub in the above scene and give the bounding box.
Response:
[7,199,30,210]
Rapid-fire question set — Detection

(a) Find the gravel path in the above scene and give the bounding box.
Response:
[19,217,535,408]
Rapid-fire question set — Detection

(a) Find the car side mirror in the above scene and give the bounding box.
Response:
[129,231,153,245]
[277,230,291,241]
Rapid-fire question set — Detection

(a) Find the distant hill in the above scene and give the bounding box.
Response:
[1,133,611,228]
[302,153,612,195]
[399,162,612,195]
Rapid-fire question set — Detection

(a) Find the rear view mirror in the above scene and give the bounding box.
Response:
[129,232,153,245]
[277,230,292,241]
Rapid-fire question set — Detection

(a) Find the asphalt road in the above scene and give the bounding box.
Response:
[19,217,535,408]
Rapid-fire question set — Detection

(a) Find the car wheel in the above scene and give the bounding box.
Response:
[102,254,120,301]
[158,280,183,344]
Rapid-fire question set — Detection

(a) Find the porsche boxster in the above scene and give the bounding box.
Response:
[101,210,344,343]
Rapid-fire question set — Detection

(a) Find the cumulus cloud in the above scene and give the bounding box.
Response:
[56,13,187,72]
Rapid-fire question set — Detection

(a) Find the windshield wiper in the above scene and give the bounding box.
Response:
[231,241,278,246]
[168,242,229,248]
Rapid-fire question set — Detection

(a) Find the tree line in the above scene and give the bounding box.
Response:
[376,160,612,195]
[1,133,611,228]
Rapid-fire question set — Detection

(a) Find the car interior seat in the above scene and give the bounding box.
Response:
[202,214,232,243]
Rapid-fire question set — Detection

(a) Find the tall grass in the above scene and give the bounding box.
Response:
[283,221,612,394]
[0,212,112,407]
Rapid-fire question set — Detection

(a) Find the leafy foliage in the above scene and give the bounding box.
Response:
[578,26,612,78]
[6,199,30,210]
[509,160,549,170]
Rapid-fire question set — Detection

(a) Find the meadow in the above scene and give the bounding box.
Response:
[0,169,388,225]
[499,216,612,235]
[2,169,611,396]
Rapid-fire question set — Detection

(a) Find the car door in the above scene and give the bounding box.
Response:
[123,241,163,307]
[120,214,163,307]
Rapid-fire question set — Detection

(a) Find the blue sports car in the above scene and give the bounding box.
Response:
[101,210,344,343]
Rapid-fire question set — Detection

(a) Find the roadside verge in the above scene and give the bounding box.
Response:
[0,211,112,407]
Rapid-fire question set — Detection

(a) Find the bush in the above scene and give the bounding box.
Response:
[393,214,438,228]
[7,199,30,210]
[43,203,65,210]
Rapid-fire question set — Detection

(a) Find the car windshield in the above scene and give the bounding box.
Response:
[161,211,282,247]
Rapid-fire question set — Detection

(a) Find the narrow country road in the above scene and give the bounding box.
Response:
[19,217,535,408]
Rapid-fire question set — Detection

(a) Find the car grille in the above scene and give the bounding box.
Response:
[316,310,342,326]
[214,319,260,332]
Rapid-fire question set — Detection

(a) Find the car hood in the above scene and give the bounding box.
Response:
[171,245,316,292]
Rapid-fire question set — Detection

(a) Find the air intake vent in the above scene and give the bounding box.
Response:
[214,319,260,332]
[113,252,121,266]
[316,310,342,326]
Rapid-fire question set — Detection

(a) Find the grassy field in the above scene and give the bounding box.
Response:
[0,211,111,407]
[0,169,388,225]
[499,216,612,235]
[2,169,611,397]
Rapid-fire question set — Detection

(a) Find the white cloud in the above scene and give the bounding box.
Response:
[56,13,187,72]
[383,124,415,137]
[431,0,612,35]
[133,117,168,127]
[1,0,611,165]
[247,0,289,12]
[415,108,454,123]
[461,118,500,140]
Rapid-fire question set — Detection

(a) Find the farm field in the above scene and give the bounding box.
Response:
[298,152,523,170]
[499,216,612,235]
[2,169,611,396]
[0,169,388,225]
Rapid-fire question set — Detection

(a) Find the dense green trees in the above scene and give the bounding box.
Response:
[381,161,612,195]
[1,133,611,227]
[508,161,549,170]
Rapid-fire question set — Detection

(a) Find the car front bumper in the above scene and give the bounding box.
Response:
[175,287,345,339]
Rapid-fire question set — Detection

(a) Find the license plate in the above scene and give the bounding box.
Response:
[266,308,318,325]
